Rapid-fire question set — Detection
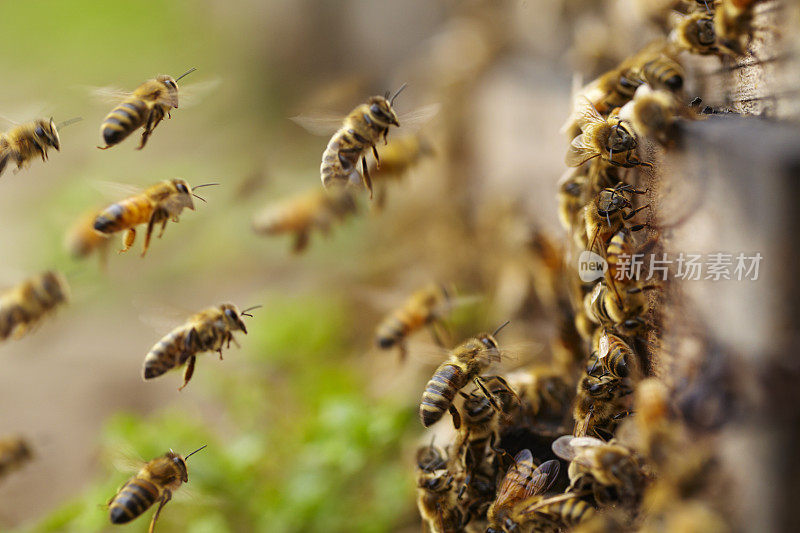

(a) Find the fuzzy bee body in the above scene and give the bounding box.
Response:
[0,437,32,479]
[375,283,451,360]
[0,118,61,177]
[143,304,251,390]
[0,271,69,341]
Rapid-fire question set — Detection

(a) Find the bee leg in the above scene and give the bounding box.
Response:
[217,348,224,360]
[157,218,169,239]
[486,375,522,406]
[119,229,136,253]
[474,377,503,413]
[143,210,162,257]
[397,341,407,363]
[622,205,650,221]
[292,231,310,254]
[428,320,451,349]
[0,153,8,176]
[371,144,380,169]
[148,490,172,533]
[382,128,389,145]
[178,356,196,391]
[360,157,374,199]
[489,432,516,470]
[228,332,241,349]
[448,404,462,430]
[138,113,154,150]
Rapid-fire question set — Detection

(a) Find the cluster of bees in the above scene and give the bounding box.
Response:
[0,0,763,531]
[404,1,762,532]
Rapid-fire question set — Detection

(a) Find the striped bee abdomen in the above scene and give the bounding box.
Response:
[94,196,153,234]
[375,309,420,348]
[108,477,159,524]
[420,363,469,427]
[143,327,191,380]
[101,98,148,147]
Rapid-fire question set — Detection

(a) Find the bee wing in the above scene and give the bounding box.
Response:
[573,97,606,130]
[289,113,345,136]
[134,297,194,336]
[395,103,441,133]
[173,78,222,108]
[551,435,605,462]
[92,180,143,202]
[89,85,134,104]
[494,451,560,510]
[565,134,599,167]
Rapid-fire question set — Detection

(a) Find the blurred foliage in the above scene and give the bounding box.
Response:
[26,295,416,533]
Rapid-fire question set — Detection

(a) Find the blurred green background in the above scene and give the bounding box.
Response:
[0,1,580,531]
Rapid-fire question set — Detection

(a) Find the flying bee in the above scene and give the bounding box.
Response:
[108,445,205,533]
[0,436,33,480]
[590,329,642,381]
[671,12,719,55]
[418,322,517,428]
[97,68,196,150]
[552,436,645,507]
[0,117,81,177]
[584,183,649,256]
[252,188,357,253]
[319,84,406,199]
[65,207,111,267]
[566,98,651,169]
[714,0,758,55]
[375,283,453,362]
[143,303,260,390]
[0,271,69,341]
[485,450,560,533]
[370,134,434,207]
[92,178,216,257]
[573,374,632,438]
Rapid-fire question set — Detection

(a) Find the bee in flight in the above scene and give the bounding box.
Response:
[97,68,196,150]
[65,207,112,268]
[0,436,33,480]
[419,322,517,428]
[143,303,260,390]
[108,445,206,533]
[0,117,81,177]
[374,283,454,362]
[252,188,357,253]
[92,178,216,257]
[0,271,69,341]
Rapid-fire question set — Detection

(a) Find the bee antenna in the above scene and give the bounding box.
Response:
[56,117,83,129]
[174,67,197,82]
[492,321,511,337]
[389,83,408,105]
[184,444,207,460]
[192,194,207,203]
[192,182,220,190]
[240,305,263,316]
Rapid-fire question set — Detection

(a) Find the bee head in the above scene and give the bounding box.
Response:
[418,471,451,491]
[34,118,61,151]
[40,271,68,303]
[171,178,196,211]
[596,188,629,216]
[167,450,189,483]
[157,75,181,108]
[693,15,717,47]
[607,121,636,153]
[367,96,400,127]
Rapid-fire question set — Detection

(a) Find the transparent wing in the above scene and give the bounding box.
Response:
[289,113,344,136]
[574,97,606,130]
[133,296,194,335]
[89,85,133,104]
[91,181,143,202]
[565,134,599,167]
[177,78,222,108]
[551,435,605,462]
[493,449,536,510]
[396,103,441,133]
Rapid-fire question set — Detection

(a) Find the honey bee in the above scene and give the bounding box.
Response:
[319,85,406,199]
[507,366,573,425]
[93,178,216,257]
[372,134,434,181]
[65,208,111,267]
[511,491,597,531]
[375,283,453,361]
[557,169,588,235]
[591,329,642,381]
[573,374,632,437]
[714,0,758,55]
[98,68,196,150]
[584,280,656,336]
[566,99,651,169]
[251,188,357,253]
[485,450,560,533]
[0,271,69,341]
[552,436,645,507]
[416,441,449,473]
[0,436,33,480]
[671,12,719,55]
[618,85,680,144]
[143,303,260,390]
[416,468,465,533]
[629,48,685,93]
[584,184,649,256]
[108,445,206,533]
[0,117,80,177]
[419,323,515,428]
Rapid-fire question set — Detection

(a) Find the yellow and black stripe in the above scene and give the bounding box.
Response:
[419,363,468,427]
[100,98,149,147]
[108,478,159,524]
